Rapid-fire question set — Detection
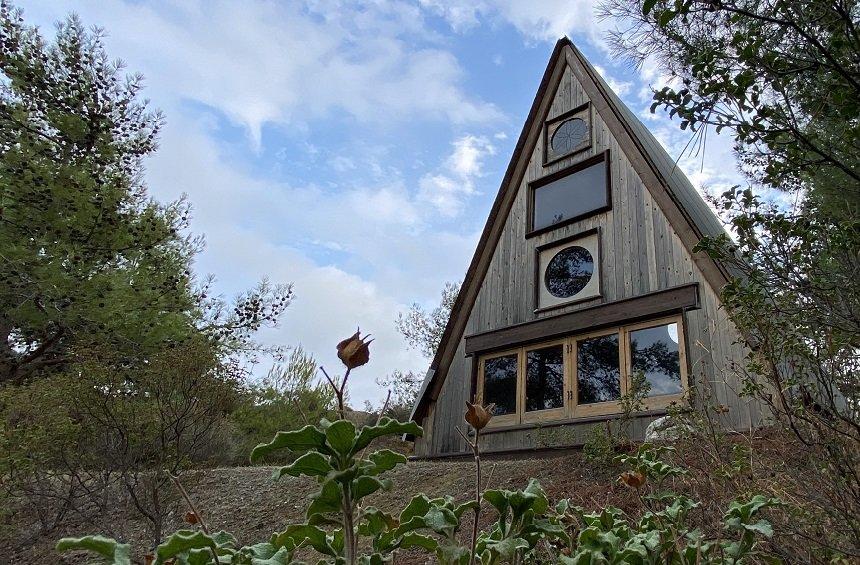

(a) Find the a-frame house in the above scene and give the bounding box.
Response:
[409,38,764,458]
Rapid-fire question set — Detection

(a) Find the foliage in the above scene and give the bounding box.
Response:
[396,281,460,359]
[604,0,860,553]
[0,1,293,544]
[375,369,422,420]
[229,346,336,464]
[0,2,291,385]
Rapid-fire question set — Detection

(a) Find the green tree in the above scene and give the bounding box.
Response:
[0,2,290,385]
[229,346,336,463]
[604,0,860,554]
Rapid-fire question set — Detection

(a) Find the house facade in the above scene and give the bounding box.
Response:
[409,39,763,458]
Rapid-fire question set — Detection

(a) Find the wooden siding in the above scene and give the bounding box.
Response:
[413,57,761,458]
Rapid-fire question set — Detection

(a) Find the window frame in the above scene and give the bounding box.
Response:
[534,228,602,312]
[475,314,688,428]
[543,102,592,166]
[526,150,612,239]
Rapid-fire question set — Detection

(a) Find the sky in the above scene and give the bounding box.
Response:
[20,0,743,405]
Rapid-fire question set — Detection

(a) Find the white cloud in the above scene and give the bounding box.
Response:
[421,0,605,44]
[27,0,501,147]
[594,65,633,97]
[419,135,496,216]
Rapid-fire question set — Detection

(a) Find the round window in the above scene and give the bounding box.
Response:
[550,117,588,155]
[544,245,593,298]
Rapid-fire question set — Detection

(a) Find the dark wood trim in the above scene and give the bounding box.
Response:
[480,408,669,435]
[525,150,612,239]
[543,102,592,167]
[533,227,602,313]
[465,283,700,356]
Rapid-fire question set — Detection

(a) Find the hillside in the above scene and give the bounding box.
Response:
[3,450,629,564]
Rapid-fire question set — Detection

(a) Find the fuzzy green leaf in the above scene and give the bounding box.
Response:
[155,530,219,563]
[272,451,333,480]
[307,479,343,517]
[365,449,408,475]
[325,419,357,456]
[56,535,132,565]
[250,425,330,463]
[351,418,422,454]
[353,475,392,500]
[271,524,337,557]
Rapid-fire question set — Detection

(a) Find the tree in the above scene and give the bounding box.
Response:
[229,346,335,463]
[395,281,460,360]
[375,369,422,420]
[0,3,293,546]
[604,0,860,554]
[0,2,291,385]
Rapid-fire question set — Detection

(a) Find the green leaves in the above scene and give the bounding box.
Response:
[325,419,357,456]
[250,425,330,463]
[352,417,423,454]
[56,535,131,565]
[272,451,333,480]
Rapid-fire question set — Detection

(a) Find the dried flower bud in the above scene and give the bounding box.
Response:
[464,401,494,431]
[183,511,199,524]
[337,329,373,369]
[144,554,155,565]
[714,404,730,414]
[619,470,646,490]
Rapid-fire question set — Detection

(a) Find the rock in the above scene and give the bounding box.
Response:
[644,416,693,442]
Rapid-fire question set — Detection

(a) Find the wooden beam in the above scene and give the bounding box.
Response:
[465,283,700,355]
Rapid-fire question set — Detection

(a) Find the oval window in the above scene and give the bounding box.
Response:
[550,117,588,155]
[544,245,593,298]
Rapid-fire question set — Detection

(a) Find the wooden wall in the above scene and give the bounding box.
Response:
[413,61,763,458]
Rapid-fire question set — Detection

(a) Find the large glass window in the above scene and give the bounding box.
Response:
[629,323,682,396]
[531,157,609,233]
[577,333,621,404]
[525,344,564,412]
[483,354,518,416]
[476,315,687,428]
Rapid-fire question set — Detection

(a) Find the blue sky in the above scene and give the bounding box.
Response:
[22,0,742,404]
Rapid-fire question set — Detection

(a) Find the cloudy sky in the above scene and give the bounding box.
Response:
[22,0,742,404]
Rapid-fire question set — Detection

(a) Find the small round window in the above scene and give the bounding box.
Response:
[544,245,593,298]
[550,117,588,155]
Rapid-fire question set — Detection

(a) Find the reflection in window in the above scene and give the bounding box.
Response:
[577,333,621,404]
[532,159,608,232]
[545,246,593,298]
[526,345,564,412]
[630,323,682,396]
[483,354,518,415]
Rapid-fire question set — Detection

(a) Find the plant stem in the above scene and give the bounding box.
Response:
[457,426,481,565]
[342,484,356,564]
[165,470,220,564]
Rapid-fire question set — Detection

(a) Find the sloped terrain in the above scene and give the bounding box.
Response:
[2,449,630,564]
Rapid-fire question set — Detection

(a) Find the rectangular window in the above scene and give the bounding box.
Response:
[576,333,621,405]
[525,344,565,412]
[482,353,518,416]
[528,152,610,236]
[475,315,687,428]
[628,322,683,398]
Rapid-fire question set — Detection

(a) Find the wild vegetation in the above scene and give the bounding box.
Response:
[0,0,857,563]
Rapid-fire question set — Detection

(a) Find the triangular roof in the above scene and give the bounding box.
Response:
[411,37,731,424]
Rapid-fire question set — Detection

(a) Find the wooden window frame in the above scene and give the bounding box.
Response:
[623,316,689,412]
[533,227,603,313]
[526,149,612,239]
[521,339,568,424]
[476,347,521,429]
[475,314,688,428]
[543,102,592,166]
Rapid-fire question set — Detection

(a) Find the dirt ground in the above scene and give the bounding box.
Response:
[1,449,636,564]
